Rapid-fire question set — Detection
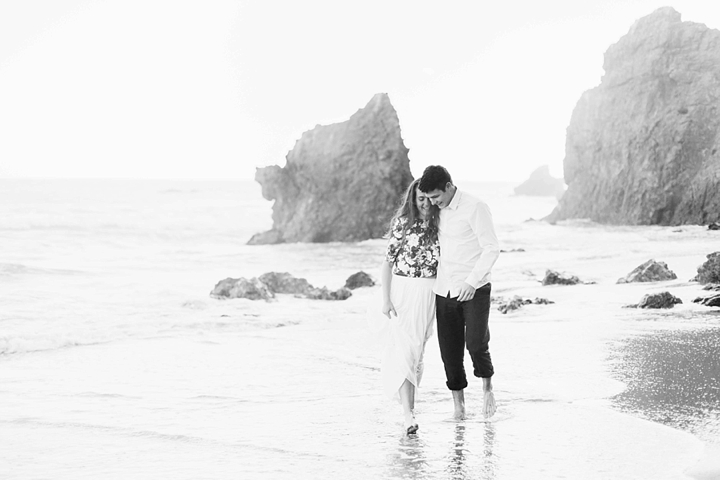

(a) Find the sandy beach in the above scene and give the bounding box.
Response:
[1,179,719,479]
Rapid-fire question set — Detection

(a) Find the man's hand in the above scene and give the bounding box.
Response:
[457,282,476,302]
[382,300,397,319]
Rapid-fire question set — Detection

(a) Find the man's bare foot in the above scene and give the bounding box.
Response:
[452,389,466,420]
[483,390,497,418]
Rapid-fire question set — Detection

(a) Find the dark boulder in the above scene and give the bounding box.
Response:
[695,252,720,284]
[542,270,581,286]
[625,291,683,309]
[494,296,554,314]
[249,93,414,244]
[210,277,275,301]
[693,293,720,307]
[617,259,677,283]
[496,296,531,314]
[344,271,375,290]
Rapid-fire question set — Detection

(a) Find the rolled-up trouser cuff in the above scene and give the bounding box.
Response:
[446,380,468,391]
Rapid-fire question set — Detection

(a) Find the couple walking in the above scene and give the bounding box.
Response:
[380,165,500,435]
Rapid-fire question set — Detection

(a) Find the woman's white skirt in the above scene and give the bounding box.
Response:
[367,275,436,402]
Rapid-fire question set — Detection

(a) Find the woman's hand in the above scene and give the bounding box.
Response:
[382,300,397,319]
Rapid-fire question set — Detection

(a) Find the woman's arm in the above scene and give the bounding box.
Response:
[380,260,397,318]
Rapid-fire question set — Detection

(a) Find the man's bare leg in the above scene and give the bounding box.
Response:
[482,377,496,418]
[452,389,466,420]
[399,379,418,433]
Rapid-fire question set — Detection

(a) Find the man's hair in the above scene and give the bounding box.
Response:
[418,165,453,192]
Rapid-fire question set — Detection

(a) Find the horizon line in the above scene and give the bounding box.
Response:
[0,175,533,183]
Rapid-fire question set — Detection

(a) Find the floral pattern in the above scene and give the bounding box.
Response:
[385,217,439,278]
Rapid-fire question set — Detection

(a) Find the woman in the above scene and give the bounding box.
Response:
[380,178,440,435]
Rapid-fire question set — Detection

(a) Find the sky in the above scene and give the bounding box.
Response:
[1,1,719,182]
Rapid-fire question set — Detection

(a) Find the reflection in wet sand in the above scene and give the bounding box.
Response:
[387,434,429,478]
[384,420,499,479]
[610,326,720,442]
[446,422,497,480]
[446,424,467,479]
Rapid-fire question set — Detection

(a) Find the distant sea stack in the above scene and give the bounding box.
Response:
[514,165,565,198]
[249,93,414,244]
[548,8,720,225]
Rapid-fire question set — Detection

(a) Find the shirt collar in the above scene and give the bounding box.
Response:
[446,188,461,210]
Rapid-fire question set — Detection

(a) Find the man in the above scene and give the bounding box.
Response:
[418,165,500,419]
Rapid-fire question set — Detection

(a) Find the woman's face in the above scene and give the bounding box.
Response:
[415,187,432,218]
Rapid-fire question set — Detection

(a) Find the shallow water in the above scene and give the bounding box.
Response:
[610,326,720,443]
[1,179,719,479]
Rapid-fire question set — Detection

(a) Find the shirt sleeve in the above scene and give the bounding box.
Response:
[385,218,404,264]
[465,201,501,288]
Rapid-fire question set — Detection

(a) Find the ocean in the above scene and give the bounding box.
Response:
[1,178,719,479]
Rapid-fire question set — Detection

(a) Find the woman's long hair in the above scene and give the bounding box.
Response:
[386,178,439,246]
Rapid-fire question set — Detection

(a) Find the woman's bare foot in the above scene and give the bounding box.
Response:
[404,412,418,434]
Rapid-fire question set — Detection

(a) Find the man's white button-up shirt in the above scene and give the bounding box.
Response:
[434,189,500,298]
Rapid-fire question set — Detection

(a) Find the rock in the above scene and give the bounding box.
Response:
[500,248,526,253]
[513,165,565,198]
[693,293,720,307]
[258,272,313,294]
[181,300,208,310]
[702,284,720,291]
[532,297,555,305]
[344,271,375,289]
[626,291,683,309]
[249,93,414,244]
[210,272,352,301]
[209,277,275,301]
[496,296,555,314]
[246,228,284,245]
[617,259,678,283]
[695,252,720,284]
[304,287,352,301]
[542,270,581,286]
[708,222,720,230]
[546,8,720,226]
[497,296,531,314]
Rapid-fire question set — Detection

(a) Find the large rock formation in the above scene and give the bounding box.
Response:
[249,93,414,244]
[548,8,720,225]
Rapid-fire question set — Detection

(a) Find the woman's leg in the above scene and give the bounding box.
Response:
[399,379,418,433]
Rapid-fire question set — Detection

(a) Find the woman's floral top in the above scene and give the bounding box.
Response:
[385,217,439,278]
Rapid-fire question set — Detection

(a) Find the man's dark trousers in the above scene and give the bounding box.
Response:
[436,283,494,390]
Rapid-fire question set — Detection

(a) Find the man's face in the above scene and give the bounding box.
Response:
[424,183,454,209]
